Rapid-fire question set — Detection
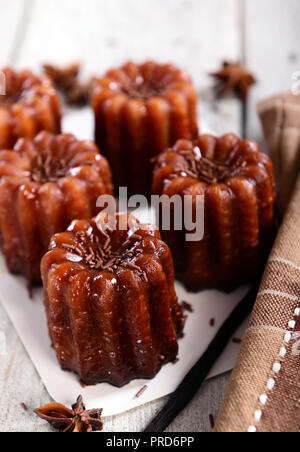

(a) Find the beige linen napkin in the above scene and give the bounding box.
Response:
[214,93,300,433]
[258,92,300,215]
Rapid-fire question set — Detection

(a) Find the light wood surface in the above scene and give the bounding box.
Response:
[0,0,298,432]
[245,0,300,139]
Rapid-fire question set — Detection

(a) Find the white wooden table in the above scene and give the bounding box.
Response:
[0,0,299,432]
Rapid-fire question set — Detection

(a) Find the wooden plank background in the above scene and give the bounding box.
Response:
[0,0,27,66]
[0,0,299,432]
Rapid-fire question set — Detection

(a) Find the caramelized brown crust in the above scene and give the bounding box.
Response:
[0,132,113,285]
[41,213,183,387]
[92,61,198,195]
[152,133,276,291]
[0,67,61,149]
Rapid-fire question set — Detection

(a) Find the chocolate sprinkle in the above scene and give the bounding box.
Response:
[62,228,148,282]
[210,318,215,327]
[20,402,28,412]
[135,385,148,399]
[121,78,167,101]
[174,147,231,184]
[30,152,68,184]
[232,338,242,345]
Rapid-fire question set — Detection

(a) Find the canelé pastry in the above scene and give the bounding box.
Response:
[92,61,198,194]
[0,67,61,149]
[0,132,113,286]
[152,133,276,291]
[41,213,184,387]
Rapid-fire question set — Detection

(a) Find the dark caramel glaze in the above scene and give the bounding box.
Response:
[0,131,113,285]
[152,133,277,292]
[0,67,61,149]
[41,213,184,387]
[92,61,198,195]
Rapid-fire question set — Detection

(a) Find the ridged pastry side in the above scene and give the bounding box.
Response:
[92,61,198,194]
[0,67,61,149]
[0,132,113,285]
[152,134,276,291]
[41,214,184,387]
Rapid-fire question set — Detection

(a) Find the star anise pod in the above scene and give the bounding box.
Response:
[210,61,256,101]
[66,77,97,106]
[34,395,104,432]
[43,62,81,91]
[43,62,95,107]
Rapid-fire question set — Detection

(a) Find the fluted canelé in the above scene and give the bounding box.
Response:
[152,133,276,291]
[0,67,61,149]
[92,61,198,195]
[41,213,184,387]
[0,132,113,286]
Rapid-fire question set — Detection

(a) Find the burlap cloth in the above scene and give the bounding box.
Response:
[214,93,300,433]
